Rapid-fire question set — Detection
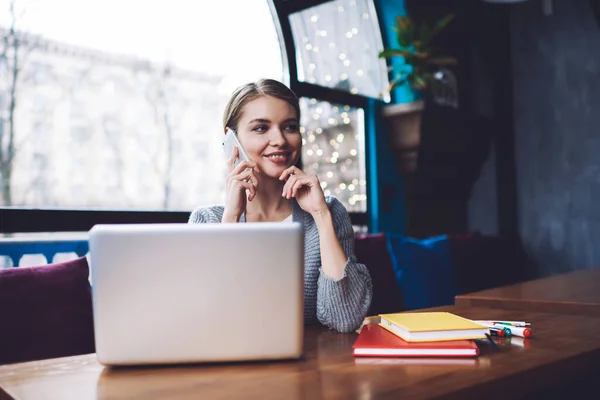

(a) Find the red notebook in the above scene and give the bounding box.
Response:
[353,324,480,357]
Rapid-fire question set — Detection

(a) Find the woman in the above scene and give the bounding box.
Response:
[188,79,372,333]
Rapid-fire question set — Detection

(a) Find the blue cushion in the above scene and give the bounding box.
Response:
[386,234,458,310]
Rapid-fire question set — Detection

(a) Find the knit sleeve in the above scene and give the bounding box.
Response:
[316,197,373,333]
[188,206,224,224]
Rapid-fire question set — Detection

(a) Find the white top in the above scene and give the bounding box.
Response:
[281,214,293,223]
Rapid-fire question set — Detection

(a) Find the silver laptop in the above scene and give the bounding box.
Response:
[88,222,304,366]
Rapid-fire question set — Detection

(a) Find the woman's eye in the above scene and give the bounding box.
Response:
[253,125,268,132]
[285,124,299,132]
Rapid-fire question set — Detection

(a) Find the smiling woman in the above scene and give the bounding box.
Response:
[188,78,373,333]
[218,79,304,223]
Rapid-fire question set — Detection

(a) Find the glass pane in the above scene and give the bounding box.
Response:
[0,0,283,211]
[289,0,389,101]
[299,98,366,213]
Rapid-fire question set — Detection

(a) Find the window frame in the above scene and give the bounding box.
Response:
[271,0,379,228]
[0,0,377,234]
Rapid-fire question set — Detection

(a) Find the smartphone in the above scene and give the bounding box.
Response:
[222,128,251,168]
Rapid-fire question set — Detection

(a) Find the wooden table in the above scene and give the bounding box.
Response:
[455,269,600,316]
[2,306,600,400]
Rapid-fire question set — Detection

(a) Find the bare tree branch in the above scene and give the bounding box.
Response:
[0,0,59,205]
[4,26,20,205]
[99,115,136,207]
[1,0,26,205]
[138,64,181,209]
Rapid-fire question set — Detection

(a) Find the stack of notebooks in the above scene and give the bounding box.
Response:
[353,312,489,358]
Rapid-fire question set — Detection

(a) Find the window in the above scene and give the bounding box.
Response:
[283,0,387,220]
[0,0,283,211]
[289,0,389,101]
[1,0,387,232]
[299,98,366,212]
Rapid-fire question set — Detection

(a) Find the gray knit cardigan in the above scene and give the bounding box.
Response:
[188,196,373,333]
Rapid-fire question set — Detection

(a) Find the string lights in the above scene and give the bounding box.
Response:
[300,98,366,212]
[288,0,390,212]
[290,0,388,100]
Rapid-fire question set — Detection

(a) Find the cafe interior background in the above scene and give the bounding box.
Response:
[1,0,599,299]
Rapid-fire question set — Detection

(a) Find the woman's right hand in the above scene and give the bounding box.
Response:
[222,146,260,223]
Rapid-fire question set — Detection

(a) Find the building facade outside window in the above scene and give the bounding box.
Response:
[0,0,389,234]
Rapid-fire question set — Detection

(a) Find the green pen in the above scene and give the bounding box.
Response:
[499,326,512,337]
[473,321,513,336]
[493,324,532,338]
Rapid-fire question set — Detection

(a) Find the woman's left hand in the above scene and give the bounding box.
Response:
[280,166,328,216]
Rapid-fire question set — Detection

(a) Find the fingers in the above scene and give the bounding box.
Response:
[237,168,259,188]
[282,174,298,199]
[227,146,239,172]
[244,181,257,202]
[232,168,259,188]
[282,173,320,199]
[290,176,317,198]
[231,161,260,177]
[291,178,308,198]
[279,166,303,182]
[230,176,257,201]
[229,168,259,200]
[241,181,257,201]
[228,147,261,175]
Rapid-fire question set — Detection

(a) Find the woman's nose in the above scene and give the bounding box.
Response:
[269,128,286,145]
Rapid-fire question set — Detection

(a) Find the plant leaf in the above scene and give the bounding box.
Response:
[381,13,456,92]
[395,31,407,48]
[418,23,432,50]
[412,74,427,91]
[379,49,413,59]
[395,16,413,47]
[422,72,436,84]
[387,74,410,93]
[405,25,416,48]
[396,16,413,34]
[430,14,455,38]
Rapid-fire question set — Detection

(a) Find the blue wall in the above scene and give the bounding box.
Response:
[375,0,419,104]
[366,98,407,235]
[366,0,415,235]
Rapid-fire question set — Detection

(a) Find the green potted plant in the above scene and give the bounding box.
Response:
[378,13,458,173]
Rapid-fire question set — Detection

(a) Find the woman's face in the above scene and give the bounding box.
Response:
[234,95,301,179]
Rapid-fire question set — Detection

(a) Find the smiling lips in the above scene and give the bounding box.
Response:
[265,152,291,165]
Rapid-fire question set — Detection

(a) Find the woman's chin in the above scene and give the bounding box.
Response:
[259,164,292,179]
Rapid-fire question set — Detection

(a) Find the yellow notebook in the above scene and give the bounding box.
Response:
[378,312,489,342]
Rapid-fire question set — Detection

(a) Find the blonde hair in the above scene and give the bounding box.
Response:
[222,79,300,132]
